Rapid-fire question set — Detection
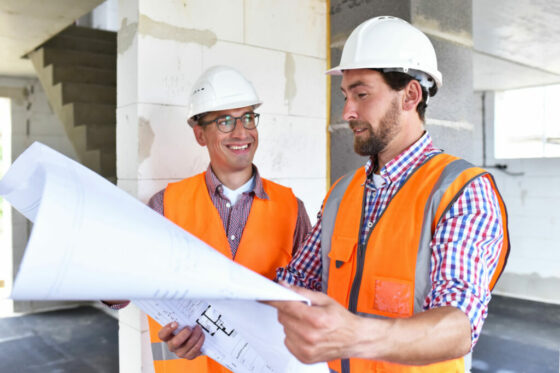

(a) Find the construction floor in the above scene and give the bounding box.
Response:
[0,295,558,373]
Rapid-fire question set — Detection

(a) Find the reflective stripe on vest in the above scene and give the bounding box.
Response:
[148,172,299,373]
[151,341,180,361]
[321,153,510,373]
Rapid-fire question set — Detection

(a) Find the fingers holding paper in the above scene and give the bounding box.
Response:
[158,322,205,360]
[264,284,361,364]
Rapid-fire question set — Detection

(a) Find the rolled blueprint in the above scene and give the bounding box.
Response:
[0,142,328,373]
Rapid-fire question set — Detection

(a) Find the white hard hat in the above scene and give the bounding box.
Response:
[327,16,442,91]
[187,66,262,127]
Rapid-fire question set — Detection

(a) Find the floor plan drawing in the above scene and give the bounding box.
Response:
[197,304,235,337]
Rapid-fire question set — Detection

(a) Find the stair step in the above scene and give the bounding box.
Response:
[53,65,116,86]
[69,103,116,125]
[61,83,116,105]
[100,150,116,178]
[60,25,116,42]
[45,35,116,56]
[86,124,116,151]
[43,47,116,70]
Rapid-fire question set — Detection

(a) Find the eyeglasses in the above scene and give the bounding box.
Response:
[199,112,260,133]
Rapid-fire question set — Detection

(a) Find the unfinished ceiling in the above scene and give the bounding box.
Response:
[0,0,104,77]
[473,0,560,91]
[1,0,560,89]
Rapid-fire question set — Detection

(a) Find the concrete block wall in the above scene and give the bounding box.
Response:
[0,96,12,315]
[328,0,480,182]
[483,92,560,304]
[116,0,327,371]
[0,76,81,315]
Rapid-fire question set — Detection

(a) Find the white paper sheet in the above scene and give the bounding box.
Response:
[0,142,328,373]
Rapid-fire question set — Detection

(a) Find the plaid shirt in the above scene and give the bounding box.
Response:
[276,132,504,348]
[148,165,311,258]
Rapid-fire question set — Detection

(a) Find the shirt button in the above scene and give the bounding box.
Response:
[226,202,231,208]
[230,235,236,241]
[367,221,374,228]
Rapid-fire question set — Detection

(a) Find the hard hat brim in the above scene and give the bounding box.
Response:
[187,101,262,127]
[326,62,442,88]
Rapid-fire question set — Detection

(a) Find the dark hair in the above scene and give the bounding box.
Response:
[375,69,437,122]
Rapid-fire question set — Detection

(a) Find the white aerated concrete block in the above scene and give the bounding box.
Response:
[286,53,327,117]
[136,103,209,180]
[117,179,139,199]
[137,35,203,106]
[203,40,288,116]
[118,304,155,373]
[245,0,327,58]
[119,321,145,373]
[140,0,243,44]
[117,25,139,108]
[254,114,326,179]
[270,177,327,226]
[117,104,140,180]
[119,0,140,24]
[119,302,148,331]
[135,178,176,204]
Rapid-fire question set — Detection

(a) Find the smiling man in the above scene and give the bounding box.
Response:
[153,66,312,373]
[269,16,511,373]
[106,65,311,373]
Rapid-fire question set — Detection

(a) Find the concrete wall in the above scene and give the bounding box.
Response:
[116,0,327,371]
[0,96,12,315]
[328,0,480,181]
[483,92,560,304]
[0,76,82,315]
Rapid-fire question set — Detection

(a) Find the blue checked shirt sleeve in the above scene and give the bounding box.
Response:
[276,209,324,291]
[425,175,504,350]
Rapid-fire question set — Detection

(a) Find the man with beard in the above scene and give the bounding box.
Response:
[268,16,510,373]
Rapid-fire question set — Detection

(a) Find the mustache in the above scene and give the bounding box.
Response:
[349,120,371,130]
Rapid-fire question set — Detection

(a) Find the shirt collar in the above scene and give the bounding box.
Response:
[364,131,437,184]
[205,165,269,200]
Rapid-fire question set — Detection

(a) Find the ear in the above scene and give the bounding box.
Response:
[402,80,423,112]
[193,125,207,146]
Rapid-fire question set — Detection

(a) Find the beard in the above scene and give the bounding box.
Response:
[350,98,401,157]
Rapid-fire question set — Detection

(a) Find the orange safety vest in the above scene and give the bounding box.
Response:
[148,172,299,373]
[320,154,510,373]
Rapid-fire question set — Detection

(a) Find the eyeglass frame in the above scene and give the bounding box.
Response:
[198,111,260,133]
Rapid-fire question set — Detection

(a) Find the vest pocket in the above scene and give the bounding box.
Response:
[327,235,357,307]
[360,276,413,318]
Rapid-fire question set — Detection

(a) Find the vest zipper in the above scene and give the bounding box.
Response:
[348,243,365,313]
[348,184,369,314]
[341,185,370,373]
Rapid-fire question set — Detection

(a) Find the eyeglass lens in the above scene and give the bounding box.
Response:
[217,113,259,133]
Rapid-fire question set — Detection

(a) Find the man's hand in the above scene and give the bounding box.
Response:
[158,322,205,360]
[265,284,362,364]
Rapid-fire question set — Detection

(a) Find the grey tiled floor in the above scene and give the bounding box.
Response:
[0,306,118,373]
[472,295,560,373]
[0,296,558,372]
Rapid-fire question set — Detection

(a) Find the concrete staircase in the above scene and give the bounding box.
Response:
[28,25,116,181]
